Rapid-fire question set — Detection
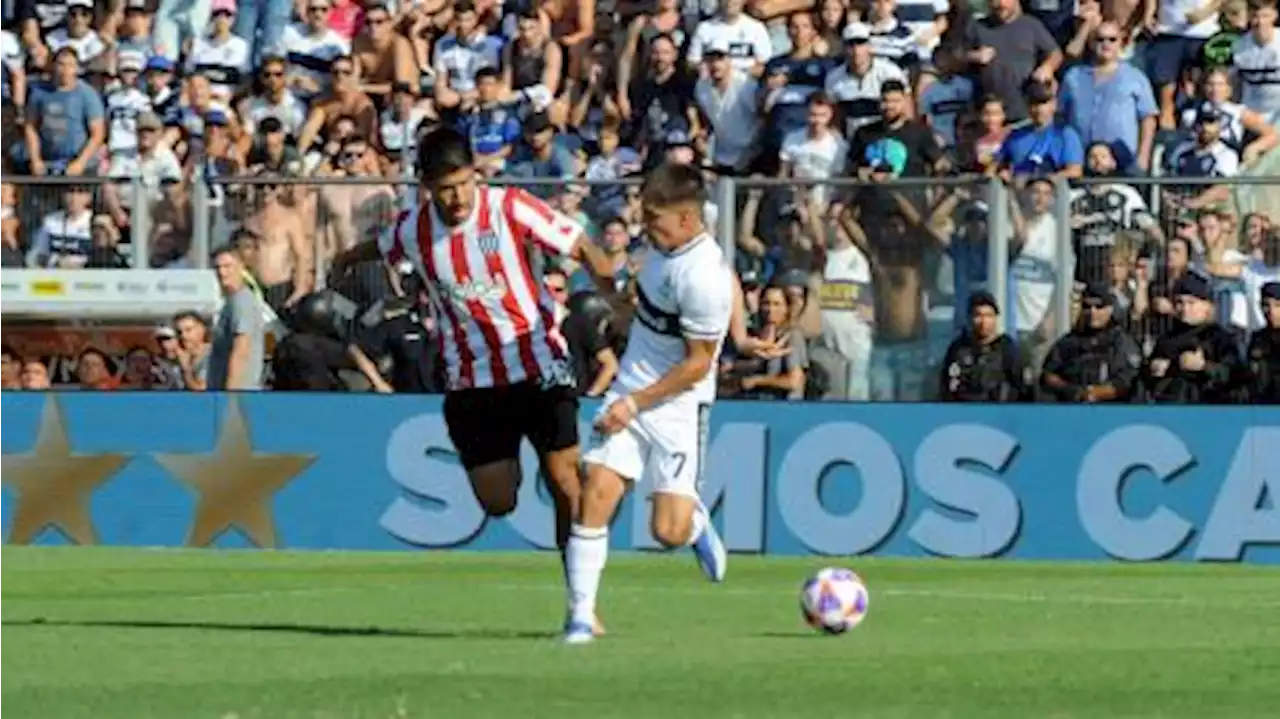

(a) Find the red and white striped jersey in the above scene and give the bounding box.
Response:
[380,185,582,391]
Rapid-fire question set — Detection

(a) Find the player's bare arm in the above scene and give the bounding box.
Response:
[568,233,619,294]
[594,336,718,435]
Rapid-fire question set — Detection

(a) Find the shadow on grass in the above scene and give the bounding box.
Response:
[2,617,557,641]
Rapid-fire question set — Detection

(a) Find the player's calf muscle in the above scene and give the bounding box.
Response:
[650,494,696,547]
[579,465,626,527]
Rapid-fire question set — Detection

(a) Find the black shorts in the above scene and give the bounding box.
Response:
[443,380,580,470]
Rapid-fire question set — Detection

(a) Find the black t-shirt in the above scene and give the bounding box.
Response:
[560,307,611,396]
[848,118,941,224]
[965,13,1059,122]
[357,306,442,394]
[630,69,697,150]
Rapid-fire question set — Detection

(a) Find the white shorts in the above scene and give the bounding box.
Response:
[582,393,710,499]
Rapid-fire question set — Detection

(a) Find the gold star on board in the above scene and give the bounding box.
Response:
[2,398,130,545]
[154,396,315,548]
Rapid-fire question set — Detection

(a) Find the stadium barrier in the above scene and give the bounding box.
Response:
[2,392,1276,563]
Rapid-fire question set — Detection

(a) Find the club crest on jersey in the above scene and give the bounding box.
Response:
[476,230,501,255]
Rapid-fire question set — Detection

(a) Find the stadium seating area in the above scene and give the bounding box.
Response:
[1,0,1278,400]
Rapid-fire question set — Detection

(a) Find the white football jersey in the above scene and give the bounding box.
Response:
[615,234,734,407]
[186,34,252,98]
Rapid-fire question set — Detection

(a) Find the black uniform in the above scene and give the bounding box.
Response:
[355,299,443,394]
[1246,329,1280,403]
[1040,322,1144,402]
[1144,321,1244,403]
[939,332,1024,402]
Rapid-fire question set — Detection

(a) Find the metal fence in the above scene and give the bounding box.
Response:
[5,172,1279,398]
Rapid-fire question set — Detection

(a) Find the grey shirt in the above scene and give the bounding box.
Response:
[965,14,1059,122]
[208,287,265,390]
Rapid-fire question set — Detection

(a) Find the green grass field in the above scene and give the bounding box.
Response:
[3,547,1280,719]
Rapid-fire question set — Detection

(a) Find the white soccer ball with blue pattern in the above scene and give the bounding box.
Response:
[800,567,869,634]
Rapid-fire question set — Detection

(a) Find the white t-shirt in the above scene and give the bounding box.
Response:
[1158,0,1219,39]
[779,128,848,208]
[616,234,734,407]
[687,14,773,72]
[694,72,761,170]
[825,58,908,135]
[105,86,152,157]
[819,243,875,361]
[186,34,252,99]
[1234,31,1280,123]
[1168,139,1240,178]
[108,147,183,209]
[1242,259,1280,330]
[1011,212,1068,332]
[281,24,350,100]
[1,30,23,103]
[241,91,309,138]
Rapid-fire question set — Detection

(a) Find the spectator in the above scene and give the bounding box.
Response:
[105,110,184,234]
[1148,0,1221,128]
[22,47,105,176]
[46,0,106,71]
[20,359,52,390]
[849,79,941,178]
[814,0,853,56]
[2,28,26,151]
[239,55,309,140]
[117,1,157,70]
[2,183,22,267]
[697,38,760,175]
[296,55,377,154]
[326,0,365,41]
[352,1,418,108]
[186,0,252,102]
[208,246,267,390]
[240,183,314,313]
[174,310,212,390]
[154,324,187,389]
[458,66,522,176]
[1009,177,1070,375]
[997,81,1083,178]
[624,32,697,161]
[618,0,687,104]
[507,112,580,195]
[377,81,430,173]
[144,56,181,120]
[938,291,1023,401]
[687,0,772,75]
[164,73,238,160]
[1059,20,1158,173]
[1234,0,1280,125]
[148,177,194,267]
[583,122,642,216]
[812,198,875,400]
[866,0,919,70]
[120,345,169,390]
[1245,281,1280,402]
[76,347,120,391]
[235,0,294,68]
[502,4,563,109]
[26,185,94,269]
[1,344,18,389]
[86,214,129,269]
[1179,67,1277,166]
[105,54,153,167]
[968,93,1008,173]
[282,0,351,102]
[726,284,808,400]
[245,116,303,174]
[825,22,908,135]
[1166,104,1240,211]
[1203,218,1280,332]
[965,0,1061,123]
[1040,282,1144,402]
[917,46,976,151]
[1070,142,1162,285]
[434,0,504,115]
[779,92,847,214]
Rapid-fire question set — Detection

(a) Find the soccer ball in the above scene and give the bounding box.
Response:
[799,567,869,635]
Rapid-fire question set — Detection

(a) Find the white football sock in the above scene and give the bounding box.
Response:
[566,524,609,626]
[683,498,708,547]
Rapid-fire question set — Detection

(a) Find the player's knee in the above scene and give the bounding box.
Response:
[650,513,692,549]
[476,489,517,517]
[468,463,520,517]
[580,467,625,524]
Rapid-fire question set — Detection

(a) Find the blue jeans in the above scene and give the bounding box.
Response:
[234,0,294,68]
[153,0,212,60]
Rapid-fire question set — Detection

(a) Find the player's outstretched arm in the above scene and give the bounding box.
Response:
[728,271,788,360]
[570,234,619,295]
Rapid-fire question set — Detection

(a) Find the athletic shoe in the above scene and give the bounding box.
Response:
[691,498,727,582]
[562,618,596,645]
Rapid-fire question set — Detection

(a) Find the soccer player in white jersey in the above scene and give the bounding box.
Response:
[563,163,733,645]
[376,127,618,634]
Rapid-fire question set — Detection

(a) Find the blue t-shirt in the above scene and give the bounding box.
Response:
[29,80,104,164]
[506,139,580,198]
[458,103,521,156]
[948,236,1019,333]
[997,122,1083,176]
[1059,64,1157,169]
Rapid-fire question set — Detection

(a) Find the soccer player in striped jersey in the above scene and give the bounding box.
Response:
[376,128,618,634]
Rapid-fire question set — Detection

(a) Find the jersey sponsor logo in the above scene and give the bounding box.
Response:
[446,276,508,303]
[476,230,501,255]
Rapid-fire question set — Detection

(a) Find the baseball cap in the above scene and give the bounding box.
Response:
[843,22,871,44]
[145,55,175,73]
[1260,281,1280,302]
[136,111,164,131]
[1081,283,1114,306]
[1175,274,1213,301]
[125,0,151,11]
[118,52,145,73]
[211,0,237,13]
[1025,81,1056,105]
[704,38,730,57]
[154,325,177,340]
[1195,102,1223,125]
[68,0,93,8]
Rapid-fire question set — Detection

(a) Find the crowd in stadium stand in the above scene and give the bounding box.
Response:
[0,0,1278,401]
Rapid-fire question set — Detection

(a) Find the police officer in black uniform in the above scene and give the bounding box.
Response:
[348,266,442,393]
[1245,282,1280,403]
[939,291,1024,402]
[1143,274,1244,404]
[1040,283,1143,403]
